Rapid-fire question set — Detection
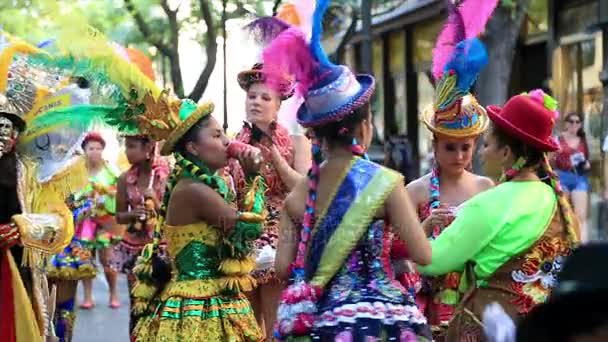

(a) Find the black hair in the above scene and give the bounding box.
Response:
[517,291,608,342]
[311,101,371,147]
[125,135,152,145]
[492,123,543,169]
[174,115,213,156]
[76,77,90,89]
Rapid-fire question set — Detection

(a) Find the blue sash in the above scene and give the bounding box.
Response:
[305,158,402,288]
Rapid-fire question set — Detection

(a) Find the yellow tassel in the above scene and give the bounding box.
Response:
[36,157,88,203]
[78,264,97,279]
[218,257,255,276]
[132,282,157,300]
[133,260,153,278]
[21,247,35,268]
[219,275,257,292]
[131,300,149,316]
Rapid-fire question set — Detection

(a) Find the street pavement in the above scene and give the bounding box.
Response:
[73,274,130,341]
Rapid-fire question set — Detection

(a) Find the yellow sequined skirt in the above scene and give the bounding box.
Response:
[133,292,262,342]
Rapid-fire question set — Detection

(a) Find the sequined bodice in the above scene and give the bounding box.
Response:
[163,223,222,281]
[317,220,408,311]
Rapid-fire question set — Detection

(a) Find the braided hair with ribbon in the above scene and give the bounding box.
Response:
[493,127,578,247]
[274,100,371,339]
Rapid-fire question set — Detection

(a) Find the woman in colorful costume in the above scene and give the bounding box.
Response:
[123,93,266,341]
[58,132,122,309]
[418,89,580,341]
[391,0,498,338]
[228,61,308,336]
[0,31,86,342]
[264,1,432,340]
[112,132,169,332]
[227,9,315,335]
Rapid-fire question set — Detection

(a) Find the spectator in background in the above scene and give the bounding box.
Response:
[553,112,591,242]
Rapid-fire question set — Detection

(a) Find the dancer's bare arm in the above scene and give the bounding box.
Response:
[387,183,431,265]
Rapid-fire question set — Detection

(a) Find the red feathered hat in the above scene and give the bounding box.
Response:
[486,90,559,152]
[81,132,106,150]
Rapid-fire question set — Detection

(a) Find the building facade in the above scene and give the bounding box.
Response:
[330,0,606,188]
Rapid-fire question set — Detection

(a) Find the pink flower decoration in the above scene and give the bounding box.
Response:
[336,331,354,342]
[528,89,545,106]
[400,329,418,342]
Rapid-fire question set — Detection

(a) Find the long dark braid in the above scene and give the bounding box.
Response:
[293,132,368,273]
[495,123,578,246]
[539,154,578,245]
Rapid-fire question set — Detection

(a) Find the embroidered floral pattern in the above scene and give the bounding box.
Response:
[510,236,570,314]
[313,221,432,341]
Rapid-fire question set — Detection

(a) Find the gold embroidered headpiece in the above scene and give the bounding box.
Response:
[131,90,215,156]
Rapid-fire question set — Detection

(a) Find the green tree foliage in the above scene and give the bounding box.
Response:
[1,0,275,101]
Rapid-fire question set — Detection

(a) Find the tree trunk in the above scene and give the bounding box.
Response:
[476,1,530,106]
[335,8,359,64]
[473,1,530,174]
[188,0,218,101]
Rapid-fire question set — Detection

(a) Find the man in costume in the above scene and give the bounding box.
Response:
[0,101,74,342]
[0,30,92,342]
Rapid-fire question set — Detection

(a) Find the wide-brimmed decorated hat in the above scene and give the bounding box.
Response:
[297,65,375,128]
[421,0,500,138]
[487,89,559,152]
[237,63,294,100]
[260,0,375,129]
[128,91,214,156]
[421,93,489,138]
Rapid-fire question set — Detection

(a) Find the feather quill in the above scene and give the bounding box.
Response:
[432,0,465,79]
[245,17,291,46]
[432,0,499,80]
[444,38,488,92]
[262,28,317,96]
[20,105,115,144]
[461,0,500,39]
[309,0,333,68]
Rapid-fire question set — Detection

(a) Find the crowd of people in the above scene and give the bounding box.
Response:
[0,0,606,341]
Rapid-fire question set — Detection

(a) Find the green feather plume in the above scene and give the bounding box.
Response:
[20,105,116,144]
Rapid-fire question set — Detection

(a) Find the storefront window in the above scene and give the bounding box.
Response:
[389,30,407,135]
[412,17,442,66]
[344,45,356,71]
[372,38,385,141]
[417,72,435,175]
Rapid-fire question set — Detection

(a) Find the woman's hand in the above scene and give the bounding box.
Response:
[422,206,454,235]
[269,145,287,168]
[128,206,148,221]
[238,148,262,176]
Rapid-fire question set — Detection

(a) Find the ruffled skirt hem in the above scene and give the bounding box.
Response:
[133,294,263,342]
